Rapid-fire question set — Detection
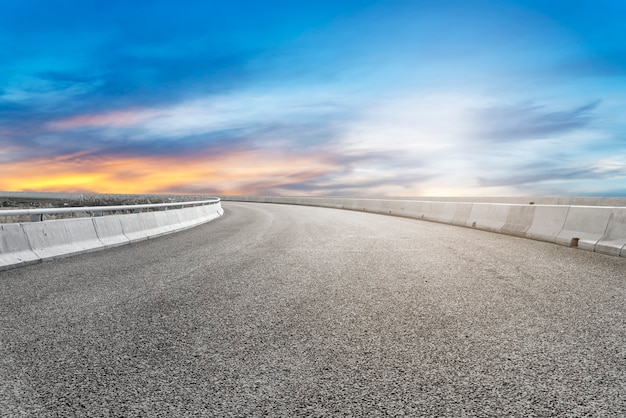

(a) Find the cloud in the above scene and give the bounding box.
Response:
[0,148,340,195]
[470,101,599,142]
[1,87,354,167]
[278,172,435,195]
[3,82,621,197]
[477,166,592,188]
[0,51,258,124]
[474,151,626,190]
[0,73,101,112]
[48,109,160,130]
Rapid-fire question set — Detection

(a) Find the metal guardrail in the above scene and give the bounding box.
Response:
[0,198,221,222]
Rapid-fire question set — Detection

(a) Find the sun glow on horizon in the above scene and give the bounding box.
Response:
[0,150,338,195]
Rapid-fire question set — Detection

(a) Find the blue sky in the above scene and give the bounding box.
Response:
[1,0,625,196]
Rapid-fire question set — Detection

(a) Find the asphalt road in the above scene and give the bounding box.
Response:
[1,202,625,417]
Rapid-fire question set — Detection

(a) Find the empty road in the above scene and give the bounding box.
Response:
[1,202,625,417]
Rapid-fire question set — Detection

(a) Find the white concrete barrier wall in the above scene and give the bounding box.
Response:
[402,201,425,219]
[451,203,473,227]
[525,206,570,243]
[23,218,103,260]
[154,211,178,234]
[555,206,613,251]
[466,204,510,233]
[0,202,223,271]
[595,208,626,256]
[223,196,625,257]
[119,212,159,242]
[0,224,39,268]
[175,206,201,229]
[502,206,536,237]
[93,216,129,248]
[389,200,406,216]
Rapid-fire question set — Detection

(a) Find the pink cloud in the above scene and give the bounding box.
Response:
[0,127,16,136]
[48,109,159,130]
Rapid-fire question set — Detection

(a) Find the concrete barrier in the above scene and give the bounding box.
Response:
[119,212,160,242]
[388,200,406,216]
[23,217,103,260]
[201,204,223,221]
[93,216,129,248]
[502,206,536,237]
[402,201,425,220]
[0,224,39,270]
[424,201,448,222]
[466,204,510,233]
[154,210,179,234]
[555,206,613,251]
[595,208,626,256]
[451,203,473,227]
[420,202,439,221]
[181,206,214,228]
[222,196,625,257]
[0,202,223,270]
[525,206,570,243]
[173,206,199,229]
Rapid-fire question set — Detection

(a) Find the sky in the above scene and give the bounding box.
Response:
[1,0,625,197]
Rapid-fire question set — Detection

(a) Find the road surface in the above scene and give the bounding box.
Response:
[1,202,625,416]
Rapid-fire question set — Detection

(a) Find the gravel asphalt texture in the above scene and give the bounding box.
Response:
[1,202,625,417]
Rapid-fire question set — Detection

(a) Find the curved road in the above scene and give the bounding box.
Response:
[1,202,625,417]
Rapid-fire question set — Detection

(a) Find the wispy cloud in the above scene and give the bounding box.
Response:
[48,109,160,130]
[0,148,340,195]
[470,101,599,142]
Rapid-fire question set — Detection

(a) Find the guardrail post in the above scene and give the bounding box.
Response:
[30,214,43,222]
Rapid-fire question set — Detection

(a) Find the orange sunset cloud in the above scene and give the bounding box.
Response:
[0,150,337,195]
